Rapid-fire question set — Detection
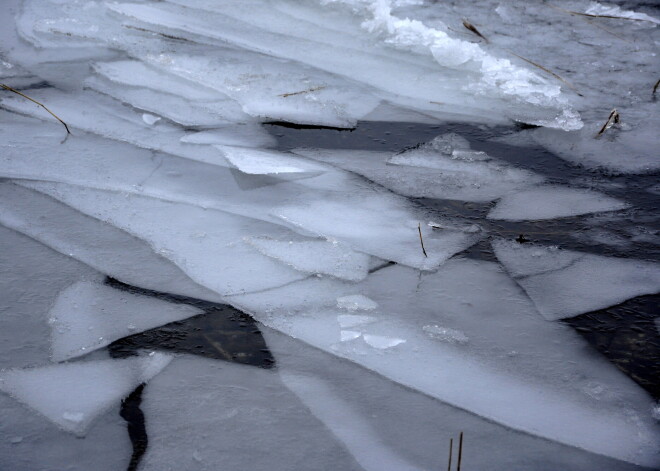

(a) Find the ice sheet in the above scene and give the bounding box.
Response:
[263,327,648,471]
[24,182,309,296]
[230,259,660,466]
[217,145,327,175]
[0,393,131,471]
[139,355,364,471]
[0,225,97,370]
[488,185,630,221]
[294,142,543,202]
[0,182,225,303]
[0,352,171,436]
[274,195,482,270]
[493,239,660,320]
[49,281,203,362]
[245,237,371,281]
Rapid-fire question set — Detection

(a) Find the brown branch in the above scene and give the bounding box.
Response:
[1,83,71,134]
[462,19,489,43]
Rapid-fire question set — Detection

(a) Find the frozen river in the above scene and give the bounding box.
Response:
[1,0,659,470]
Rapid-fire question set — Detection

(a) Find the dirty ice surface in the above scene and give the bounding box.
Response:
[1,0,659,470]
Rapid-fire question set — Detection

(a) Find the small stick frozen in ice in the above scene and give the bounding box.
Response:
[0,83,71,134]
[595,109,620,137]
[457,431,464,471]
[447,437,453,471]
[278,86,326,98]
[653,79,660,98]
[418,223,428,258]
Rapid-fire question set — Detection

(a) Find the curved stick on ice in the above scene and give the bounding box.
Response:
[0,83,71,134]
[462,19,488,43]
[596,109,620,138]
[653,78,660,98]
[418,223,428,258]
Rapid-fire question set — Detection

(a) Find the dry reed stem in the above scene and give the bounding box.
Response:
[278,86,326,98]
[462,19,489,43]
[417,223,428,258]
[1,83,71,134]
[596,109,620,137]
[447,438,453,471]
[505,50,582,96]
[457,432,464,471]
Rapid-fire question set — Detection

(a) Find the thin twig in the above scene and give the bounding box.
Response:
[278,86,326,98]
[1,83,71,134]
[430,101,444,105]
[447,438,453,471]
[595,109,620,137]
[653,79,660,97]
[457,432,464,471]
[462,19,489,43]
[505,50,582,96]
[417,223,428,258]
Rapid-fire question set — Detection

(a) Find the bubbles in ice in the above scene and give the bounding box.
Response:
[423,324,469,344]
[336,294,378,311]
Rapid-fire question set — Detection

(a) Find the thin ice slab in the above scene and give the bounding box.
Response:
[488,185,630,221]
[49,281,203,362]
[492,239,660,320]
[230,259,660,467]
[0,352,171,436]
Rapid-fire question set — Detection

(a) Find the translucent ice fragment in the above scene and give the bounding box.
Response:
[488,186,629,221]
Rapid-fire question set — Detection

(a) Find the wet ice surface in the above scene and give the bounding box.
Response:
[0,0,659,469]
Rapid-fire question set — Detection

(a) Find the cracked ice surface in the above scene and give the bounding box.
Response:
[1,0,659,469]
